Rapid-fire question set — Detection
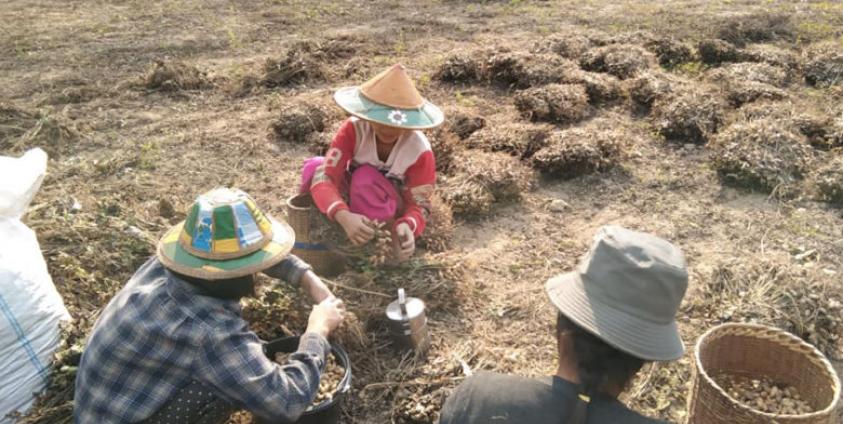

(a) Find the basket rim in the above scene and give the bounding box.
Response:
[693,322,842,418]
[286,193,314,211]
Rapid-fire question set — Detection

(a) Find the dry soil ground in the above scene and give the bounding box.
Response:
[2,0,843,423]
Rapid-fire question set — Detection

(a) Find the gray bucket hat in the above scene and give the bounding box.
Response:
[546,226,688,361]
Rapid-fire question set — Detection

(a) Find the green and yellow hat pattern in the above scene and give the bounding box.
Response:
[157,188,295,279]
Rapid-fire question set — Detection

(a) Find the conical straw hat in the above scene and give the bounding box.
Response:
[334,64,444,129]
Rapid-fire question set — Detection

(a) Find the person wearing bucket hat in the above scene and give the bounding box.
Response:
[74,188,346,424]
[299,63,443,262]
[439,226,688,424]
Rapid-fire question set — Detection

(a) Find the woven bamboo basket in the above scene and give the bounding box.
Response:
[688,323,841,424]
[285,194,345,277]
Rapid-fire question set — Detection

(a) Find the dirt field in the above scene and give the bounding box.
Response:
[3,0,843,423]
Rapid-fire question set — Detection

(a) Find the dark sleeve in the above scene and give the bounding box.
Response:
[262,254,312,284]
[195,324,329,422]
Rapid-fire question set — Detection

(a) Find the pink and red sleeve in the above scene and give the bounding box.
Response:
[395,150,436,237]
[310,119,356,220]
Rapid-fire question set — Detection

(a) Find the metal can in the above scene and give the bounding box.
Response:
[385,288,430,352]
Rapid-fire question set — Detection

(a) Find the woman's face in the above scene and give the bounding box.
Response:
[371,122,406,145]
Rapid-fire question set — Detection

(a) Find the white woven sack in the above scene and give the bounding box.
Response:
[0,148,70,422]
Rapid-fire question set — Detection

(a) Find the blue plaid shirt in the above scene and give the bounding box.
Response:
[74,256,329,423]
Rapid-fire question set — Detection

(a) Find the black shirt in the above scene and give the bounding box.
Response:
[438,372,667,424]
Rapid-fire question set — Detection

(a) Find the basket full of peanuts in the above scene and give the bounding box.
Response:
[688,323,841,424]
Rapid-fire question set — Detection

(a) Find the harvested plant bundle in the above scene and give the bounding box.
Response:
[417,194,455,253]
[560,70,624,106]
[449,111,486,140]
[580,44,655,79]
[653,88,726,145]
[698,39,742,65]
[704,62,789,107]
[485,52,577,89]
[814,154,843,205]
[464,121,550,159]
[434,53,483,83]
[441,150,534,217]
[644,37,695,68]
[514,84,589,125]
[740,44,800,77]
[263,49,326,87]
[271,101,329,143]
[531,124,623,179]
[803,41,843,88]
[143,60,210,91]
[710,119,814,195]
[626,71,681,111]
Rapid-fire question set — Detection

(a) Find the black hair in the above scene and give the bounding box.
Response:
[556,313,646,397]
[173,272,257,300]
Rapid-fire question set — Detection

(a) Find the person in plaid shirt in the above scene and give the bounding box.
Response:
[74,188,345,424]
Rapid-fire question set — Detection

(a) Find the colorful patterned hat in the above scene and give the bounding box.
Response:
[157,188,295,280]
[334,64,444,129]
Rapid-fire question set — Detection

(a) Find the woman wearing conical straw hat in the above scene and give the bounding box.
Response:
[299,64,444,262]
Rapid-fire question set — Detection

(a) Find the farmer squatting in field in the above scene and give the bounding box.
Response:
[439,226,689,424]
[73,188,346,423]
[300,64,443,263]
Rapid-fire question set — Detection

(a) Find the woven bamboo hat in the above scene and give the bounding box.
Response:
[157,188,294,280]
[545,226,688,361]
[334,64,444,129]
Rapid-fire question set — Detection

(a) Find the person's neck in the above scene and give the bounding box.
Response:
[554,360,580,384]
[555,358,622,398]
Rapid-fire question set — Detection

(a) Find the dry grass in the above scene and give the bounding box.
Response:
[0,103,84,157]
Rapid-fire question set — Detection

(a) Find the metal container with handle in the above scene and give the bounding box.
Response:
[385,288,430,353]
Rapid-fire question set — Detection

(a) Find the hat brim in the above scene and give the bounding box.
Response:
[545,272,685,361]
[157,218,295,280]
[334,86,444,129]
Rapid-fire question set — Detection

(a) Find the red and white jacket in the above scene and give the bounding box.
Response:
[310,117,436,237]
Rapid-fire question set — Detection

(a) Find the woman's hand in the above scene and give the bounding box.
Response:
[394,222,415,262]
[306,297,346,339]
[335,210,375,246]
